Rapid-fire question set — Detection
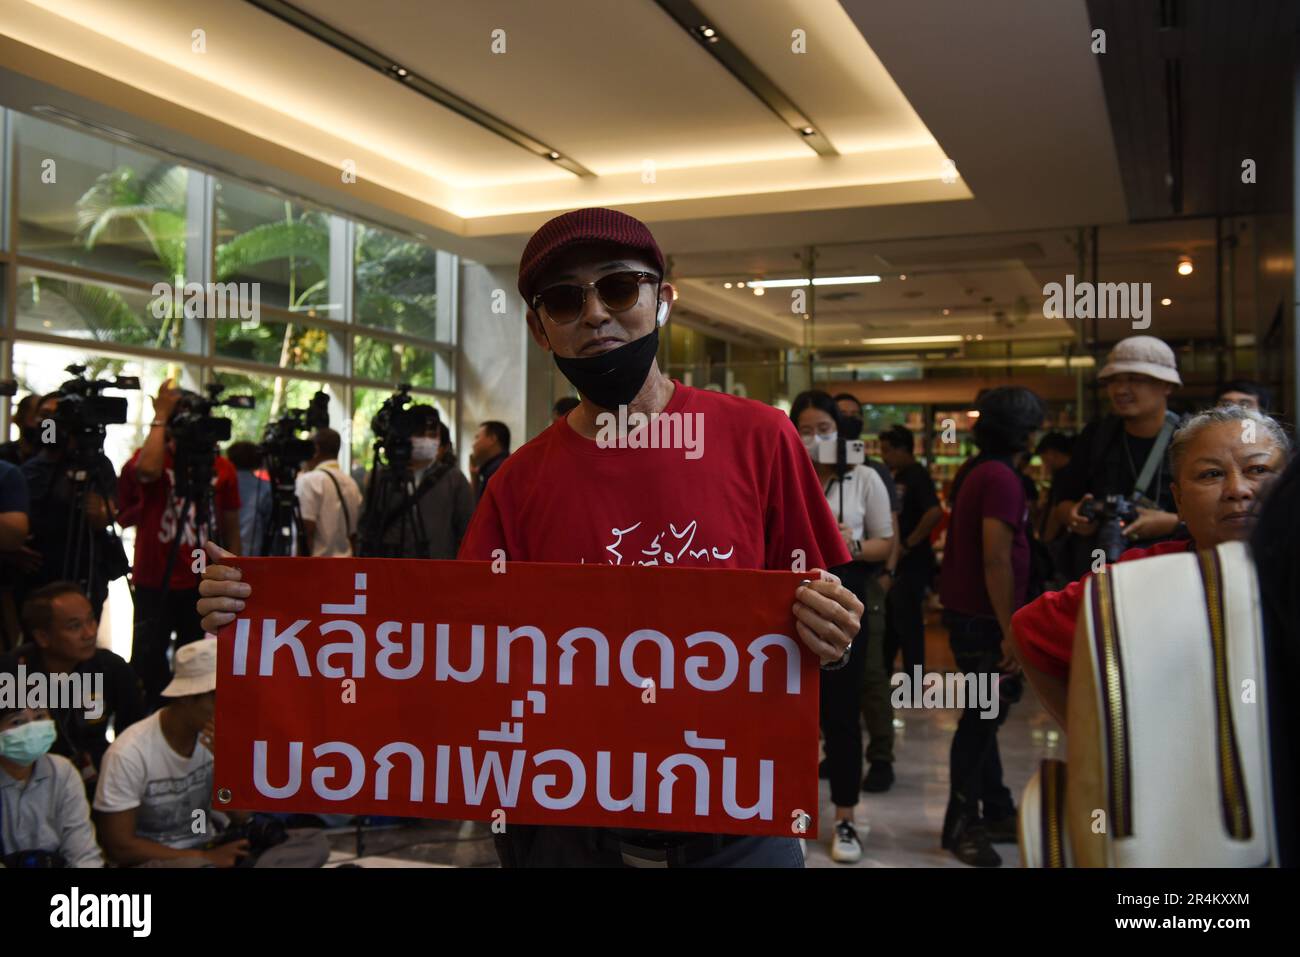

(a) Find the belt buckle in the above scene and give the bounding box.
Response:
[619,842,670,868]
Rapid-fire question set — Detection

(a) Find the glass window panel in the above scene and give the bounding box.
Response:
[215,317,330,372]
[351,337,451,390]
[10,340,200,471]
[354,224,438,340]
[214,178,334,313]
[15,268,199,351]
[15,113,195,285]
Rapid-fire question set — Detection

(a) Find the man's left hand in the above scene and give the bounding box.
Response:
[1122,507,1180,541]
[793,569,863,665]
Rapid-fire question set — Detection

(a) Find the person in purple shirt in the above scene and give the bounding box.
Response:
[937,386,1044,867]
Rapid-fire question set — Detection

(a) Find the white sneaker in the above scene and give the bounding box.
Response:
[830,820,864,863]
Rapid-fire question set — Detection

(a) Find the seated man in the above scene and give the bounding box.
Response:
[0,704,103,867]
[93,638,248,868]
[1013,404,1290,724]
[0,581,146,788]
[93,638,329,868]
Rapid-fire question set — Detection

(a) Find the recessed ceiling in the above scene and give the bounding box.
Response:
[2,0,969,223]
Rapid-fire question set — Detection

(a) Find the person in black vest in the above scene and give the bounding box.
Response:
[0,582,145,793]
[1051,336,1183,580]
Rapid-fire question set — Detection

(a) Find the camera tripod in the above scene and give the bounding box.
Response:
[357,443,442,559]
[60,432,128,613]
[259,454,307,557]
[159,441,222,589]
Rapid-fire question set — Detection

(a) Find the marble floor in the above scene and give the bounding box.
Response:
[321,614,1064,869]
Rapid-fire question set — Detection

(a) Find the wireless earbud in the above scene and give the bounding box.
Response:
[656,300,669,327]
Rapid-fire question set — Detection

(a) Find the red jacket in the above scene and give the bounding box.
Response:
[1012,539,1194,681]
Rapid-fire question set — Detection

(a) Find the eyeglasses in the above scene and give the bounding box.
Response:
[531,271,659,324]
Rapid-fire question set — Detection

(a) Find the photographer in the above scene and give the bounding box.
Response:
[295,428,363,557]
[937,386,1044,868]
[384,408,473,559]
[1013,405,1290,725]
[19,392,125,620]
[0,704,103,868]
[0,582,146,787]
[0,394,42,465]
[1051,336,1183,578]
[118,379,241,710]
[199,207,861,868]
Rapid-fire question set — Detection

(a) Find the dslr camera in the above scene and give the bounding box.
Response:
[1079,493,1141,564]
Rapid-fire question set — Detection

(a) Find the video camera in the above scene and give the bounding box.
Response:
[370,384,436,469]
[260,390,330,467]
[1079,494,1141,564]
[52,365,141,461]
[169,383,255,449]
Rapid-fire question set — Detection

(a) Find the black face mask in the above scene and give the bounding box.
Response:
[552,327,659,410]
[840,416,864,441]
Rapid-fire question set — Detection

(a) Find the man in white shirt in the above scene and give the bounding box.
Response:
[93,638,249,867]
[295,428,363,557]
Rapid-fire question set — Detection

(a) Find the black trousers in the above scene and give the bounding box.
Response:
[945,612,1015,821]
[885,554,929,676]
[820,564,883,808]
[132,586,204,711]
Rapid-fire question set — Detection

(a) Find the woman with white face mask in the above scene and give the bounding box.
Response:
[790,390,894,864]
[0,706,104,867]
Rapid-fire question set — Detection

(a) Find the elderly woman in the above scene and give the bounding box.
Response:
[1013,404,1291,724]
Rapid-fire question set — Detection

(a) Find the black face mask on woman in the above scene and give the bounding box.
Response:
[551,326,661,411]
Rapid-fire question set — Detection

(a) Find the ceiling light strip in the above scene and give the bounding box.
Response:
[243,0,594,176]
[749,275,881,288]
[650,0,837,157]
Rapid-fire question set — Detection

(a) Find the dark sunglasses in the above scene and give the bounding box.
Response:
[531,271,659,324]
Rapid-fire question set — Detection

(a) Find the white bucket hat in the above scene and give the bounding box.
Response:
[161,637,218,697]
[1099,335,1182,386]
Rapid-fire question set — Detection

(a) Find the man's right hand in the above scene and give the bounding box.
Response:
[1066,496,1098,537]
[196,540,250,633]
[202,839,250,868]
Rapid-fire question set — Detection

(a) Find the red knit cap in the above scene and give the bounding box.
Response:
[517,207,666,304]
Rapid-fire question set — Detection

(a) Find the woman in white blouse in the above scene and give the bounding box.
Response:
[791,391,893,864]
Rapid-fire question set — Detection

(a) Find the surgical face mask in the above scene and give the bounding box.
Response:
[411,437,438,461]
[552,327,660,411]
[0,719,57,765]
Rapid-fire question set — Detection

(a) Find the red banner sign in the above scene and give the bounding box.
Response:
[214,559,820,837]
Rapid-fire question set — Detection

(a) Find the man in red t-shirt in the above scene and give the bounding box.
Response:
[120,380,241,709]
[198,208,861,868]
